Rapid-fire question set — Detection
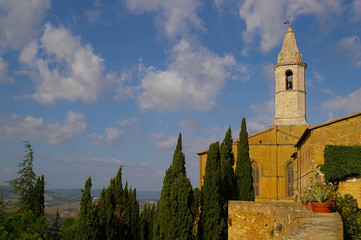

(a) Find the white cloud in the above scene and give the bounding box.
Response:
[322,88,361,113]
[139,39,238,111]
[124,0,203,38]
[19,23,108,104]
[179,119,202,134]
[239,0,341,53]
[149,132,178,150]
[0,57,14,87]
[352,0,361,21]
[117,117,139,127]
[334,35,361,68]
[247,99,275,133]
[89,127,124,146]
[262,63,274,91]
[0,111,86,145]
[0,0,50,51]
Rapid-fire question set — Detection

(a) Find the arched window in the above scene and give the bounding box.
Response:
[286,161,294,197]
[252,161,259,197]
[285,70,293,90]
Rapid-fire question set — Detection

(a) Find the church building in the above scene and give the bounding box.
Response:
[198,26,361,203]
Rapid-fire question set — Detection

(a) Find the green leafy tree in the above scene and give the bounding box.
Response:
[76,177,99,240]
[153,133,194,240]
[200,142,227,240]
[235,118,255,201]
[191,188,202,239]
[0,210,48,239]
[8,141,37,213]
[60,218,77,240]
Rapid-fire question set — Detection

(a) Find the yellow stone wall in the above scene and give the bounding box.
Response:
[295,113,361,202]
[198,125,308,201]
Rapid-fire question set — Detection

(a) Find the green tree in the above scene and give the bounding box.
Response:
[220,127,237,202]
[60,218,77,240]
[32,175,45,218]
[0,193,7,225]
[76,177,99,240]
[153,133,193,240]
[48,208,62,240]
[200,142,226,240]
[8,141,37,213]
[140,204,156,240]
[0,210,48,239]
[235,118,255,201]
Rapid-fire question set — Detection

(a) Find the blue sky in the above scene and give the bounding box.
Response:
[1,0,361,192]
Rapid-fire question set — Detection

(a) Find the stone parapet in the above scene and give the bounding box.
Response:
[228,201,343,240]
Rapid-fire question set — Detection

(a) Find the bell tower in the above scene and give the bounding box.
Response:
[272,26,308,126]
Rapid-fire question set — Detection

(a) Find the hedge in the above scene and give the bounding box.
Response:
[321,145,361,182]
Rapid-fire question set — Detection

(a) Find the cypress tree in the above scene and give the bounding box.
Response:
[76,177,99,239]
[200,142,226,240]
[220,127,237,202]
[32,175,45,218]
[140,204,156,240]
[235,118,255,201]
[153,133,193,240]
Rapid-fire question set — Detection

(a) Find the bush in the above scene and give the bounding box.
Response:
[336,194,361,240]
[321,145,361,182]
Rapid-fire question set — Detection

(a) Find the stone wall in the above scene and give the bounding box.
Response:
[339,175,361,208]
[228,201,343,240]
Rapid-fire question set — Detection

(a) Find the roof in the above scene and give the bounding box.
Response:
[295,111,361,148]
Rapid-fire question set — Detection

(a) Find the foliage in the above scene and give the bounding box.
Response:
[235,118,255,201]
[76,177,99,239]
[153,133,194,240]
[0,194,7,225]
[191,188,202,239]
[140,204,156,240]
[321,145,361,182]
[8,141,38,213]
[336,194,361,240]
[301,182,337,203]
[200,142,226,240]
[0,211,48,239]
[48,208,62,240]
[59,218,77,240]
[96,166,140,240]
[220,127,237,202]
[32,175,45,218]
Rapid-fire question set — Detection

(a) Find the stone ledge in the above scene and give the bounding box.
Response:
[228,201,343,240]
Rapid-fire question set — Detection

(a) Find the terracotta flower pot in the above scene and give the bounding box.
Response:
[311,201,334,213]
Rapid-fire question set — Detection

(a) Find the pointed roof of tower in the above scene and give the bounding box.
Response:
[277,26,303,64]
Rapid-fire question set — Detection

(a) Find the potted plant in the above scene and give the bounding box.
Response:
[308,182,337,213]
[300,192,312,210]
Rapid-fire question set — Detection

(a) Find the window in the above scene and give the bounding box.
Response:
[285,70,293,90]
[286,161,294,197]
[252,162,259,196]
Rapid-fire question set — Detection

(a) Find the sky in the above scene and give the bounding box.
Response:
[1,0,361,192]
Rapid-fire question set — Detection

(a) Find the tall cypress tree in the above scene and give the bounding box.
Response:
[220,127,237,202]
[77,177,99,240]
[200,142,226,240]
[153,133,193,240]
[32,175,45,218]
[235,118,255,201]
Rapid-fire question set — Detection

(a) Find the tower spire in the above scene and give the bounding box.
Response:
[272,26,308,126]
